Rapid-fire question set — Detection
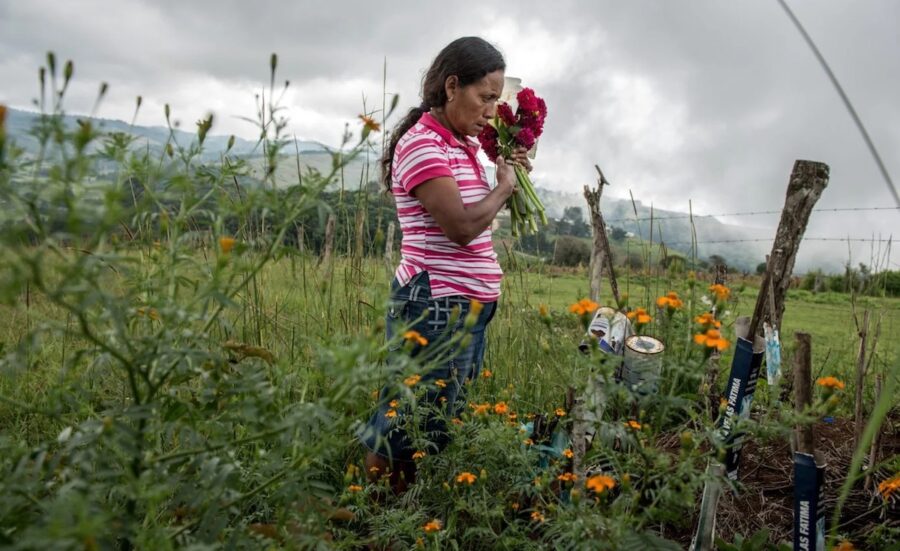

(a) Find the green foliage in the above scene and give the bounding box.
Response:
[552,235,591,267]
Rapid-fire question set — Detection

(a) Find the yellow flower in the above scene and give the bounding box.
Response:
[412,450,426,460]
[385,409,397,419]
[586,474,616,494]
[422,519,442,533]
[708,284,730,302]
[538,304,549,317]
[530,510,545,523]
[481,369,492,379]
[493,401,509,415]
[218,236,236,254]
[523,438,534,446]
[469,299,484,316]
[404,374,422,387]
[877,474,900,500]
[403,331,428,347]
[435,379,447,388]
[625,420,642,430]
[358,114,381,133]
[555,408,566,417]
[562,448,574,458]
[456,472,477,485]
[348,484,363,493]
[389,400,399,408]
[816,376,845,390]
[557,472,577,483]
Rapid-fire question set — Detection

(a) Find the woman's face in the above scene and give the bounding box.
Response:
[445,69,505,137]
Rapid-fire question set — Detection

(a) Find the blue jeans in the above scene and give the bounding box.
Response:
[358,271,497,462]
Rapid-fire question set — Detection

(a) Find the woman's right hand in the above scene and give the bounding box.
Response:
[495,157,518,198]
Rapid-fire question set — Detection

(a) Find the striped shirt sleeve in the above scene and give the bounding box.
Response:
[395,135,454,193]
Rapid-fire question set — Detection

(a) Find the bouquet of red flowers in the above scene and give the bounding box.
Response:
[478,87,548,236]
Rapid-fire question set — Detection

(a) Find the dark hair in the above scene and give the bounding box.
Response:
[381,37,505,191]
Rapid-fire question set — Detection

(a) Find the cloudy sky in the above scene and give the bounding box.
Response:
[1,0,898,269]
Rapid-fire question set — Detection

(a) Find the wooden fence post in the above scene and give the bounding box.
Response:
[583,165,621,307]
[793,332,814,454]
[319,213,336,268]
[749,160,829,339]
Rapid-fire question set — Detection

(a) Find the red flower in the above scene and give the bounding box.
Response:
[497,103,516,126]
[477,124,500,162]
[517,87,539,112]
[515,127,536,150]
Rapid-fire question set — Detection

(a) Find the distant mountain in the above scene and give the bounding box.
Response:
[5,107,375,189]
[534,187,772,271]
[6,107,330,160]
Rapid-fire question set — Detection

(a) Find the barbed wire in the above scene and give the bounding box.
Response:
[659,237,892,246]
[603,206,900,224]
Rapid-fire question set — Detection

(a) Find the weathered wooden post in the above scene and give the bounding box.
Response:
[583,165,621,307]
[319,213,336,268]
[384,221,396,272]
[792,332,826,551]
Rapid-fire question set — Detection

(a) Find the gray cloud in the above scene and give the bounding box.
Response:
[1,0,897,269]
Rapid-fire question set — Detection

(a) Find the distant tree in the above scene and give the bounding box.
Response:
[561,207,590,238]
[756,262,767,275]
[552,236,591,266]
[708,254,728,270]
[610,226,628,242]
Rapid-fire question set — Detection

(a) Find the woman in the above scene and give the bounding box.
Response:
[358,37,532,492]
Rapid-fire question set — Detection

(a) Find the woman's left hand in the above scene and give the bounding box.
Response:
[510,147,533,173]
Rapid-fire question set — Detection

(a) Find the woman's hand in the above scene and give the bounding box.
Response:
[495,157,518,198]
[509,146,533,173]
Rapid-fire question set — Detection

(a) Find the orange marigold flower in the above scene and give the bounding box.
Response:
[218,236,236,254]
[586,474,616,494]
[385,409,397,419]
[412,450,426,460]
[389,399,399,408]
[625,420,642,430]
[470,403,491,415]
[510,502,520,511]
[562,448,574,458]
[493,401,509,415]
[523,438,534,446]
[507,412,518,421]
[877,474,900,500]
[404,374,422,387]
[481,369,492,378]
[694,329,730,351]
[358,114,381,133]
[538,304,549,317]
[435,379,447,388]
[656,296,670,308]
[422,519,442,533]
[569,298,598,317]
[557,472,577,483]
[816,376,845,390]
[834,541,856,551]
[694,312,722,328]
[530,510,545,523]
[555,407,566,417]
[402,331,428,347]
[348,484,363,493]
[456,472,477,485]
[451,418,463,425]
[637,313,652,325]
[469,299,484,316]
[708,284,730,302]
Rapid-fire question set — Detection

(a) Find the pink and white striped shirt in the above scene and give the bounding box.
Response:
[391,112,502,302]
